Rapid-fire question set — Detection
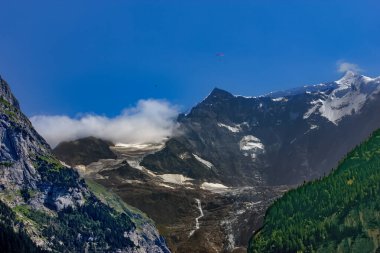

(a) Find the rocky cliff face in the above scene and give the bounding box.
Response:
[142,72,380,186]
[0,76,170,253]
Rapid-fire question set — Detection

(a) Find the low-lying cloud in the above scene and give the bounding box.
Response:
[337,61,362,73]
[30,99,179,148]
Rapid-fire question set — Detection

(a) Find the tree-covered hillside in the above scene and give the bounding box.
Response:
[249,129,380,253]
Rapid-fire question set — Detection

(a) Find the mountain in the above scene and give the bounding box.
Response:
[0,76,170,252]
[60,140,288,253]
[248,129,380,253]
[53,137,117,166]
[53,72,380,253]
[142,71,380,186]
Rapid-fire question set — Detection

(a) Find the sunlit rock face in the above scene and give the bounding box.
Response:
[0,76,170,253]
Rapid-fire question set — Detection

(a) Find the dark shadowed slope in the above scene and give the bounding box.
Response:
[53,136,117,166]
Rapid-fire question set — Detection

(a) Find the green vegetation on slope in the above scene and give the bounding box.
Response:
[0,96,19,122]
[86,179,151,224]
[0,201,46,253]
[33,154,81,187]
[13,197,135,252]
[249,129,380,253]
[1,154,137,252]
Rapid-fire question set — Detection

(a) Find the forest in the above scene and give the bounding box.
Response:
[249,129,380,253]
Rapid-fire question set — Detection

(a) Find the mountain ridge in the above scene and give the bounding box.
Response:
[51,72,380,253]
[142,72,380,186]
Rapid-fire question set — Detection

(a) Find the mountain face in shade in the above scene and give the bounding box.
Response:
[142,72,380,186]
[53,137,117,166]
[0,76,170,253]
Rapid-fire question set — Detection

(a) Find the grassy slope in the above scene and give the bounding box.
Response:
[249,129,380,253]
[85,179,153,225]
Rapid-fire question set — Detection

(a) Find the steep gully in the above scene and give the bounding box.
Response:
[189,198,204,237]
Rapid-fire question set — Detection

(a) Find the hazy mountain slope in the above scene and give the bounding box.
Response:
[142,72,380,186]
[249,129,380,253]
[0,76,170,253]
[53,136,117,166]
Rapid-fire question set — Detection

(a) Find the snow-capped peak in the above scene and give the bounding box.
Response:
[335,71,375,87]
[336,71,359,86]
[312,72,380,124]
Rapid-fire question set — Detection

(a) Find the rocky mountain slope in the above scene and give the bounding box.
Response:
[53,71,380,252]
[67,140,289,253]
[249,129,380,253]
[0,76,170,253]
[142,71,380,186]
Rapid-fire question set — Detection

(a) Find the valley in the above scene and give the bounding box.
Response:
[54,71,380,252]
[2,2,379,252]
[70,138,288,252]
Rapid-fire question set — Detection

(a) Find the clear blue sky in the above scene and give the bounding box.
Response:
[1,0,380,116]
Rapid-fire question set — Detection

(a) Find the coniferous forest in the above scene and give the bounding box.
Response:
[249,129,380,253]
[248,130,380,253]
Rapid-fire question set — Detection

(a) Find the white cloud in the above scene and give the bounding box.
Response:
[337,61,362,73]
[30,99,179,148]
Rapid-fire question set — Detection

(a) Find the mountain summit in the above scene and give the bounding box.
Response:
[0,77,19,108]
[142,73,380,186]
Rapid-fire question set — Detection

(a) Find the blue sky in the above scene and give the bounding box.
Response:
[1,0,380,117]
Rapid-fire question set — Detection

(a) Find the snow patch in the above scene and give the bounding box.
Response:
[319,92,367,124]
[234,94,264,99]
[310,124,318,130]
[239,135,264,151]
[179,152,191,160]
[217,123,241,133]
[193,154,213,168]
[126,159,145,171]
[303,104,318,119]
[115,142,165,150]
[302,72,380,124]
[142,168,157,177]
[159,183,175,189]
[74,165,86,174]
[200,182,229,193]
[59,160,70,168]
[303,99,324,119]
[158,174,193,185]
[239,135,265,161]
[272,97,287,102]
